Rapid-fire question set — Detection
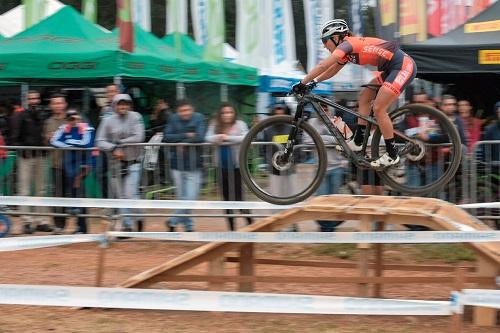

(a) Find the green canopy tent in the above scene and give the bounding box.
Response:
[162,32,258,86]
[0,6,257,86]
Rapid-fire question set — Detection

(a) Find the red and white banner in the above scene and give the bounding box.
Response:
[428,0,442,37]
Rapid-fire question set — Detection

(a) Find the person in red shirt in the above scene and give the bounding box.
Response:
[292,19,417,168]
[457,99,482,153]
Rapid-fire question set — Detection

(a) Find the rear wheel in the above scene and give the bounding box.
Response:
[239,115,327,205]
[371,104,462,195]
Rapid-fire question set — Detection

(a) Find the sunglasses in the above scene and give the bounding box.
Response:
[321,36,331,44]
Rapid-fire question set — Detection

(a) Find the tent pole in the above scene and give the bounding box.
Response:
[21,83,29,110]
[220,84,228,102]
[176,82,185,100]
[113,76,122,91]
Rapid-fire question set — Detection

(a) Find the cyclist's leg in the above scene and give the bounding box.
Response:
[357,77,379,125]
[351,78,379,147]
[371,56,416,166]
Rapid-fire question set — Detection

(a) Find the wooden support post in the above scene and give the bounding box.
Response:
[357,216,371,297]
[373,222,384,298]
[239,244,254,292]
[450,267,466,333]
[208,257,225,290]
[473,257,498,326]
[95,220,110,287]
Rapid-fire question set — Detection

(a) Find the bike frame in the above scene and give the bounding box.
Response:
[285,92,417,169]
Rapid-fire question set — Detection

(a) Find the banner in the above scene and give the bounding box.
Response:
[117,0,134,53]
[132,0,151,32]
[399,0,427,42]
[271,0,297,67]
[303,0,333,72]
[471,0,492,17]
[236,0,261,67]
[82,0,97,23]
[203,0,225,60]
[191,0,209,45]
[349,0,363,36]
[428,0,442,37]
[23,0,47,28]
[375,0,398,41]
[166,0,188,34]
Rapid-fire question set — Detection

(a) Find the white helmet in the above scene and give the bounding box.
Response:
[320,19,350,40]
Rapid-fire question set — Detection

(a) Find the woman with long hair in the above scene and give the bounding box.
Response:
[205,103,253,231]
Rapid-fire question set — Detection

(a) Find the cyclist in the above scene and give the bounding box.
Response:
[292,19,417,168]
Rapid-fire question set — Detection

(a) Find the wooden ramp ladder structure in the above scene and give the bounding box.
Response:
[117,195,500,328]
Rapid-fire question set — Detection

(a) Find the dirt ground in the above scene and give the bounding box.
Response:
[1,216,500,333]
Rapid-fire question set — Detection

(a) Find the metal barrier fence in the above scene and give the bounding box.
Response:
[0,140,498,216]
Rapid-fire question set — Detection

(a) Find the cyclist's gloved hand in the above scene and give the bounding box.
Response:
[306,80,317,91]
[291,81,308,94]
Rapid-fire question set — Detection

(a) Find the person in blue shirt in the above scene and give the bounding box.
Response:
[163,100,206,232]
[50,110,95,234]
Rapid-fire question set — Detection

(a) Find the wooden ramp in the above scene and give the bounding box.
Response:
[119,195,500,289]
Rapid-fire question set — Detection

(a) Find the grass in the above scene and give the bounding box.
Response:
[312,243,476,263]
[411,244,476,263]
[312,244,357,259]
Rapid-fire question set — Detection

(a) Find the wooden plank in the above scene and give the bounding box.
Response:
[208,257,225,290]
[450,268,466,333]
[225,257,475,272]
[239,244,254,292]
[164,275,462,284]
[473,257,499,327]
[358,215,372,297]
[374,222,384,298]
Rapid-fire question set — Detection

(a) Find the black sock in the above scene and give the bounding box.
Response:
[353,125,366,146]
[385,138,398,159]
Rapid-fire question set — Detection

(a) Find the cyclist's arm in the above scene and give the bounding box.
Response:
[301,52,341,84]
[315,62,345,82]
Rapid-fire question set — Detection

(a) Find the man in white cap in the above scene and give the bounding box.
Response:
[96,94,145,232]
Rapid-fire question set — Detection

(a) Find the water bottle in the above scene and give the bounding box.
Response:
[333,116,353,140]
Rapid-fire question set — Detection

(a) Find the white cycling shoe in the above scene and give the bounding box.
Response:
[370,153,400,168]
[336,139,362,152]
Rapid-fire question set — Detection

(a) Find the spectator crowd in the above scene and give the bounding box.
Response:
[0,84,499,235]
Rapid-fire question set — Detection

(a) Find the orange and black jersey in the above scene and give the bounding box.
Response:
[332,36,400,72]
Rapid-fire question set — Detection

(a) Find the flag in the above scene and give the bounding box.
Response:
[117,0,134,53]
[349,0,364,35]
[23,0,47,28]
[82,0,97,23]
[416,0,427,42]
[166,0,188,34]
[270,0,296,67]
[204,0,225,60]
[132,0,151,32]
[375,0,397,41]
[303,0,334,71]
[236,0,261,67]
[428,0,442,37]
[191,0,209,45]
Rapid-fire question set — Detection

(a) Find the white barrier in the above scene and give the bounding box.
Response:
[0,196,298,210]
[2,231,500,252]
[107,231,500,244]
[1,196,497,211]
[0,234,105,252]
[459,289,500,310]
[0,284,452,315]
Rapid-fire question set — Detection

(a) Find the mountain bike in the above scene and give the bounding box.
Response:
[239,85,462,205]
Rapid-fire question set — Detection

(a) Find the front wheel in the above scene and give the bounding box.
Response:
[371,103,462,195]
[239,115,327,205]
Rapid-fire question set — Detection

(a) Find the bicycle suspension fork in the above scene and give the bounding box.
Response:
[281,102,305,161]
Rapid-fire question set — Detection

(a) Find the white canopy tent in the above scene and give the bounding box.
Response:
[0,0,65,37]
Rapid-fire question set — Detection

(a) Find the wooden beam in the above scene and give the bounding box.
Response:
[239,244,254,292]
[225,257,475,272]
[162,275,492,284]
